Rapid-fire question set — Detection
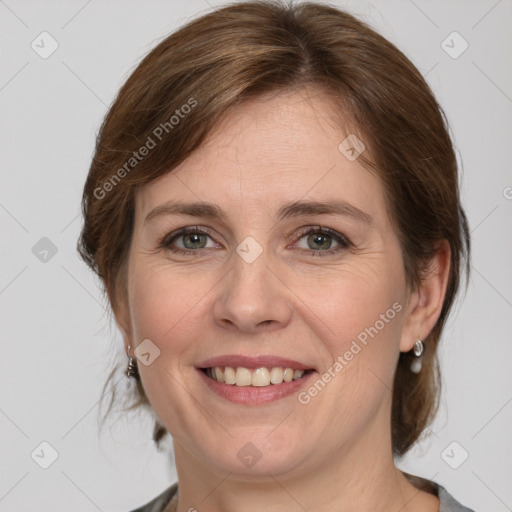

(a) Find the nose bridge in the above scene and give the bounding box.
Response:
[232,239,270,293]
[213,235,292,331]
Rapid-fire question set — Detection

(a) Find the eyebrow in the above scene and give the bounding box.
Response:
[144,199,373,226]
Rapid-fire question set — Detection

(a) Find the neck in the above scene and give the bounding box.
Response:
[171,417,438,512]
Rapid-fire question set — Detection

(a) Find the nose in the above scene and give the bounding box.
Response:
[213,246,293,334]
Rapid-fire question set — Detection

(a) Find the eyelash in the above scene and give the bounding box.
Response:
[159,225,352,258]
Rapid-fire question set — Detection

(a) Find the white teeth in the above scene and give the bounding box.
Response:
[293,369,304,380]
[206,366,308,386]
[252,368,271,386]
[283,368,294,382]
[235,367,252,386]
[269,367,283,384]
[214,366,224,383]
[224,366,236,385]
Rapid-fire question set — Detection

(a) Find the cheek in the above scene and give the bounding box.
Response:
[289,255,406,401]
[128,259,212,345]
[126,262,213,423]
[293,268,405,428]
[292,258,405,349]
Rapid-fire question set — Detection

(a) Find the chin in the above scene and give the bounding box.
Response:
[197,433,309,478]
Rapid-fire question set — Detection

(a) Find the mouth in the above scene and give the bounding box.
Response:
[196,358,317,405]
[199,366,315,386]
[195,355,317,404]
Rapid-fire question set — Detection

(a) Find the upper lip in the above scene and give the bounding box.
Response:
[197,355,315,371]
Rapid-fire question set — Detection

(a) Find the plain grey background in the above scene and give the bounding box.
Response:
[1,0,511,510]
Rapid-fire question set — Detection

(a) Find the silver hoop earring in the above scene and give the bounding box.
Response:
[410,339,424,374]
[126,345,139,378]
[127,356,138,378]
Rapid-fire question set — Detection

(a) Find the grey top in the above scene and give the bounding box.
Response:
[130,476,475,512]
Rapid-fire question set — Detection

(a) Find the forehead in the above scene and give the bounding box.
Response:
[135,88,386,224]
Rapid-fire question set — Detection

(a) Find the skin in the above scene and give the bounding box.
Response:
[117,87,450,512]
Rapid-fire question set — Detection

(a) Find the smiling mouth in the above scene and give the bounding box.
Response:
[201,366,314,387]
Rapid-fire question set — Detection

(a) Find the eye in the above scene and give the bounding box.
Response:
[292,226,351,256]
[159,225,352,257]
[160,226,220,255]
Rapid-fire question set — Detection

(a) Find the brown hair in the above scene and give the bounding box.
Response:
[78,0,470,456]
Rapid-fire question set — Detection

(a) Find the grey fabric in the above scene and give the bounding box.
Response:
[438,485,475,512]
[130,483,178,512]
[129,479,475,512]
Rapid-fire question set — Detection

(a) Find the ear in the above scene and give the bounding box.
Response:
[399,240,451,352]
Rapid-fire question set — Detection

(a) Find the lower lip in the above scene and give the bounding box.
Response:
[197,368,316,405]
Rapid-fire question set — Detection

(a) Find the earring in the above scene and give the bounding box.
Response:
[410,338,424,374]
[413,339,424,357]
[126,345,139,378]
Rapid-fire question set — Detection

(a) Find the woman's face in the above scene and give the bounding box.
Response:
[120,88,420,478]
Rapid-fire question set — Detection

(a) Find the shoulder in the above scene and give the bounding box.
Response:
[129,482,178,512]
[437,484,476,512]
[128,477,476,512]
[404,472,475,512]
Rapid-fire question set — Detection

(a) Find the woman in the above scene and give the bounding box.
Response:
[78,1,473,510]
